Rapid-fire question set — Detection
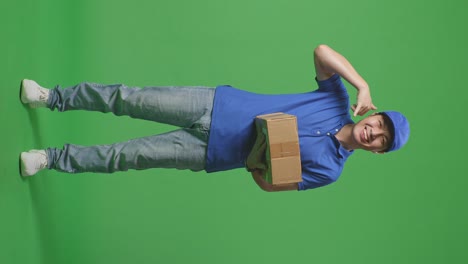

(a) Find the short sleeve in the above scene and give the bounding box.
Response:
[297,170,335,191]
[315,74,346,93]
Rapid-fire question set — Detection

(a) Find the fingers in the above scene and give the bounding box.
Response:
[352,103,378,116]
[353,88,378,116]
[353,103,362,117]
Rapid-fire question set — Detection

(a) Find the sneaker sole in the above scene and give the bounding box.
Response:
[19,79,24,104]
[19,152,33,177]
[19,152,28,177]
[19,152,22,177]
[19,152,26,177]
[20,79,33,106]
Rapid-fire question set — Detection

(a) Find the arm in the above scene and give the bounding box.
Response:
[314,44,377,116]
[251,170,298,192]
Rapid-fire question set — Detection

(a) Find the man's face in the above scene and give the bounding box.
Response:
[352,114,392,153]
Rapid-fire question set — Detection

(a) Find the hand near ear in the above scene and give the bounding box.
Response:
[352,87,377,116]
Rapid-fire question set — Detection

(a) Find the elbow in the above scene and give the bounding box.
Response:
[314,44,331,57]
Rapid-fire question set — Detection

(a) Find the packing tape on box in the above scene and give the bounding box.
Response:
[269,141,300,159]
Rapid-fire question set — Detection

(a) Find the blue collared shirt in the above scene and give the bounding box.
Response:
[206,74,354,190]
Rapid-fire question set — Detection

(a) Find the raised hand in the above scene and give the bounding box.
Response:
[351,87,377,116]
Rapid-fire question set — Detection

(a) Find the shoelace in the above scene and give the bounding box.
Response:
[30,89,49,108]
[38,90,48,101]
[35,152,48,170]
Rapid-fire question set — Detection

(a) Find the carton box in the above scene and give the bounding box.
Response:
[255,113,302,185]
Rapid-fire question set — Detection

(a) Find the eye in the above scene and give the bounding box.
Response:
[382,136,388,147]
[379,120,382,128]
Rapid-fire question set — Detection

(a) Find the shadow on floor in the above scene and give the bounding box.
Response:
[24,105,45,149]
[22,105,52,264]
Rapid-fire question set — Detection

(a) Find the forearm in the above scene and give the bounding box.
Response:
[314,44,369,91]
[251,170,298,192]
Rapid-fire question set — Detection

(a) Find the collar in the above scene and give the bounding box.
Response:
[310,122,354,159]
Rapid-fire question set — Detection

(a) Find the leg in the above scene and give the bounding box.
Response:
[46,128,208,173]
[48,82,215,127]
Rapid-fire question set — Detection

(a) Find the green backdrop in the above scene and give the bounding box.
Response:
[2,0,467,263]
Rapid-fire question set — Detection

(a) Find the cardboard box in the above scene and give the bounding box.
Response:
[255,113,302,185]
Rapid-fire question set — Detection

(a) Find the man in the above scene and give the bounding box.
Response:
[20,44,410,192]
[246,45,410,191]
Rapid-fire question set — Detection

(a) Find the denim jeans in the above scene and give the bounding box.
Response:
[46,82,215,173]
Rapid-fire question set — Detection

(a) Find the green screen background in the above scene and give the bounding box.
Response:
[2,0,467,263]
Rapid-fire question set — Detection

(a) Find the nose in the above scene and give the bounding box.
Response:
[374,127,384,136]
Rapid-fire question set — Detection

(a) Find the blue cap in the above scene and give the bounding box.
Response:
[380,111,410,152]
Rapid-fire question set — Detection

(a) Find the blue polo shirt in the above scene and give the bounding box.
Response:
[206,74,354,190]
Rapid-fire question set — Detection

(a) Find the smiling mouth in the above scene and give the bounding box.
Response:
[361,126,369,143]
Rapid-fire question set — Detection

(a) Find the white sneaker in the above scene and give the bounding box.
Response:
[20,150,48,177]
[20,79,50,108]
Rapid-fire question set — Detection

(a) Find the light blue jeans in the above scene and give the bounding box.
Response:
[46,82,215,173]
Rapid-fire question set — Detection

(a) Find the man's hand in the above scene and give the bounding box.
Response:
[247,128,299,192]
[246,131,267,171]
[251,170,299,192]
[351,87,378,116]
